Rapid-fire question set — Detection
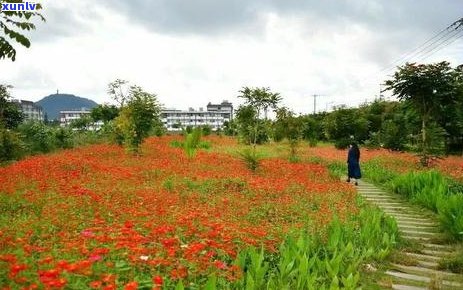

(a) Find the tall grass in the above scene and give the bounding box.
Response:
[378,169,463,241]
[196,206,398,289]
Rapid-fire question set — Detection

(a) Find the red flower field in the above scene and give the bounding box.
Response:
[0,136,358,289]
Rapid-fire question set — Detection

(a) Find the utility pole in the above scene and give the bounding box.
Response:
[313,94,318,114]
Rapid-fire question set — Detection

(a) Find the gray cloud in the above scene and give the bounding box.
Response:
[26,2,102,42]
[99,0,261,35]
[95,0,463,72]
[99,0,463,35]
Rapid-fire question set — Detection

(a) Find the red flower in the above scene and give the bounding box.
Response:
[152,275,163,286]
[124,281,138,290]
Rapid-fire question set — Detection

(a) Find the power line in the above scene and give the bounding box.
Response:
[377,16,463,75]
[419,29,463,62]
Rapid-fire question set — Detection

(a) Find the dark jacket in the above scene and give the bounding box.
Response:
[347,146,361,179]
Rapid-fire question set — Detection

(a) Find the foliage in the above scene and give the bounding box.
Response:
[70,115,93,131]
[0,0,45,61]
[0,84,23,129]
[235,105,271,146]
[107,79,130,107]
[274,107,303,160]
[112,83,161,153]
[231,207,397,289]
[386,170,463,241]
[0,127,24,161]
[17,121,55,154]
[238,148,263,172]
[201,125,212,136]
[53,127,74,149]
[2,136,391,288]
[91,104,119,124]
[237,87,281,148]
[222,120,237,136]
[385,62,462,165]
[300,115,324,146]
[323,106,369,146]
[184,128,202,158]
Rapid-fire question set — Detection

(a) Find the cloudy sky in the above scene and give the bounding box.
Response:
[1,0,462,114]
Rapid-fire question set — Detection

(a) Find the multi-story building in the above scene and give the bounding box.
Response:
[161,101,233,131]
[59,108,91,126]
[13,100,44,122]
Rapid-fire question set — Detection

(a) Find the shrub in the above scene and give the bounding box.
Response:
[184,128,202,158]
[0,128,24,162]
[53,127,74,149]
[238,149,263,172]
[18,122,55,154]
[201,125,212,136]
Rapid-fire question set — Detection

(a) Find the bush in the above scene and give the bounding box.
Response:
[185,125,193,134]
[0,128,24,162]
[201,125,212,136]
[18,122,55,154]
[238,149,263,172]
[184,128,202,158]
[53,127,74,149]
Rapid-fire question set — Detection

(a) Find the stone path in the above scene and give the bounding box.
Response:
[355,180,463,290]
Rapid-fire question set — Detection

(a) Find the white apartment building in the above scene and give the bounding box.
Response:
[161,101,233,131]
[13,100,44,122]
[59,108,103,130]
[59,108,91,126]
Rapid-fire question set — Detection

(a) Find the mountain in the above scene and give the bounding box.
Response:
[36,94,99,120]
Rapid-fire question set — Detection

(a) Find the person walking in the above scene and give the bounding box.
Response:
[346,142,361,185]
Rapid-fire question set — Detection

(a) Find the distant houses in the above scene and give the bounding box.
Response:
[161,101,233,131]
[59,108,91,126]
[12,99,44,122]
[12,97,234,132]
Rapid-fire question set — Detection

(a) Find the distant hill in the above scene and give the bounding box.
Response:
[36,94,98,120]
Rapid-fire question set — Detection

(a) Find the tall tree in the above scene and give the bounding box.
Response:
[385,62,460,164]
[1,0,45,61]
[237,87,281,148]
[274,107,303,160]
[113,83,161,153]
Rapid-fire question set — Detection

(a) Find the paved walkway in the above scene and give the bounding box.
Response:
[355,180,463,290]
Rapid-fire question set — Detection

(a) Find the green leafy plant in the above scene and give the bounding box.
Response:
[238,149,263,172]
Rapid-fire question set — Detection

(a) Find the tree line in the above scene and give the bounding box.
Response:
[1,62,463,165]
[225,61,463,165]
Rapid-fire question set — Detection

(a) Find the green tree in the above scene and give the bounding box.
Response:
[323,106,369,148]
[113,84,161,153]
[70,115,93,131]
[222,120,237,136]
[237,87,281,148]
[91,104,119,124]
[300,114,325,146]
[1,0,45,61]
[385,62,460,164]
[274,107,303,161]
[0,84,23,129]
